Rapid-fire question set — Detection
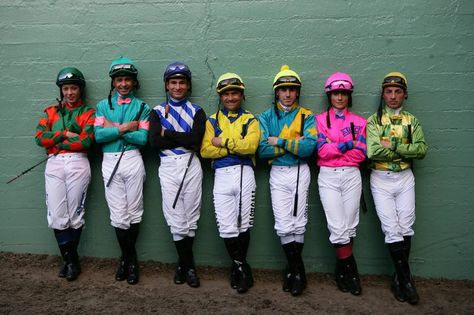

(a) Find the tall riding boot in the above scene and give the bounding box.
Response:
[292,242,306,296]
[54,228,73,278]
[388,241,419,305]
[57,243,69,278]
[224,237,241,289]
[345,255,362,295]
[238,231,254,288]
[282,242,296,293]
[127,223,140,285]
[173,239,187,284]
[224,237,249,293]
[334,243,349,292]
[65,227,82,281]
[115,227,130,281]
[403,236,412,259]
[335,258,348,292]
[184,236,200,288]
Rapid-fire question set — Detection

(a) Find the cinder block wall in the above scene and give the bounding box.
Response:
[1,0,473,279]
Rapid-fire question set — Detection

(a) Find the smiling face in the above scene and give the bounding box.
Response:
[61,84,81,104]
[383,86,406,110]
[330,91,350,110]
[220,89,243,112]
[276,86,299,107]
[112,76,136,96]
[166,77,190,100]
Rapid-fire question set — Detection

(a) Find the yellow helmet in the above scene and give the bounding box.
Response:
[273,65,301,91]
[216,73,245,94]
[382,72,408,90]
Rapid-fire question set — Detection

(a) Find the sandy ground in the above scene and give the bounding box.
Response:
[1,252,473,314]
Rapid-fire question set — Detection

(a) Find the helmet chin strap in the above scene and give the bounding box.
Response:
[55,96,66,130]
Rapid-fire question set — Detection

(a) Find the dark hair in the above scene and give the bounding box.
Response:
[377,93,384,125]
[326,92,352,129]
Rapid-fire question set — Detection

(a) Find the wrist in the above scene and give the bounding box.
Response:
[224,138,230,155]
[346,140,354,150]
[277,138,286,148]
[338,142,348,153]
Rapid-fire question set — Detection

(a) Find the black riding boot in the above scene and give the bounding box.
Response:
[388,241,419,305]
[184,236,200,288]
[238,231,254,287]
[344,255,361,296]
[403,236,412,259]
[173,238,187,284]
[224,237,249,293]
[127,223,140,285]
[65,227,82,281]
[58,243,69,278]
[292,242,306,296]
[282,242,296,293]
[335,258,348,292]
[115,227,130,281]
[54,229,72,279]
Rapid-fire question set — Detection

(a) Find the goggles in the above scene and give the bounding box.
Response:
[217,78,244,92]
[110,63,137,75]
[274,76,300,86]
[58,73,77,81]
[325,80,353,92]
[382,76,407,89]
[167,64,188,72]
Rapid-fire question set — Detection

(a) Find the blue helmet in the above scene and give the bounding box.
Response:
[163,62,192,82]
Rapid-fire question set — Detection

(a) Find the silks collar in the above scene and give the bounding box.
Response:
[114,91,135,99]
[168,97,188,107]
[221,107,243,118]
[277,101,298,113]
[64,99,83,109]
[331,107,349,119]
[385,105,403,116]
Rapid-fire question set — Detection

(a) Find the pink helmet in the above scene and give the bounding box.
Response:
[324,72,354,93]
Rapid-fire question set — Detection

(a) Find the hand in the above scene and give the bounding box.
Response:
[325,137,332,143]
[380,139,391,149]
[268,136,279,146]
[297,136,305,140]
[66,131,79,138]
[103,119,113,128]
[161,128,166,137]
[211,137,222,147]
[50,146,60,155]
[119,121,138,134]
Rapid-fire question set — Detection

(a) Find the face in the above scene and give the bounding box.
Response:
[220,89,243,112]
[61,84,81,104]
[166,77,190,100]
[383,86,406,109]
[330,91,350,110]
[113,76,135,96]
[276,87,299,107]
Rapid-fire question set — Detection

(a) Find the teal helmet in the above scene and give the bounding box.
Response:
[109,56,138,78]
[56,67,85,87]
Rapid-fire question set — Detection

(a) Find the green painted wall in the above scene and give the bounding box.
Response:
[1,0,473,280]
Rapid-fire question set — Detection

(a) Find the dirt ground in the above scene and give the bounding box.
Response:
[1,252,473,315]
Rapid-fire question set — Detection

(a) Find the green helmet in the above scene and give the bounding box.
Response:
[109,56,138,78]
[56,67,85,87]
